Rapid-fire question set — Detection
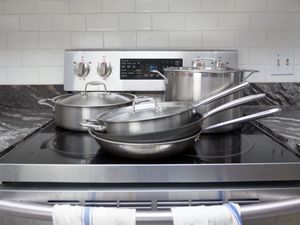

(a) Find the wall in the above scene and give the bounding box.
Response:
[0,0,300,84]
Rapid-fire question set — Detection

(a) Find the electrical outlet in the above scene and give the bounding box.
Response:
[271,49,294,75]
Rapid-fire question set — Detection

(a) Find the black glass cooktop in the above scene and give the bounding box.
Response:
[1,121,299,164]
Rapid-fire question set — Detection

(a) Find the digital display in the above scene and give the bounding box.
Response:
[120,58,182,80]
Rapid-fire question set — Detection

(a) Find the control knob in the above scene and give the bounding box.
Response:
[97,61,112,78]
[74,62,90,77]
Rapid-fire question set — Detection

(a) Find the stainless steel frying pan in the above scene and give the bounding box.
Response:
[88,108,281,159]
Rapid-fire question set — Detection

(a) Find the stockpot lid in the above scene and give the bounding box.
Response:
[57,82,134,107]
[164,66,238,74]
[96,99,194,123]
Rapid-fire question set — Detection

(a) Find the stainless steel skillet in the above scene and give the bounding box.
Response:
[88,108,281,159]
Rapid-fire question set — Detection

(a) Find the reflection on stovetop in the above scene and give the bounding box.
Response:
[1,122,300,165]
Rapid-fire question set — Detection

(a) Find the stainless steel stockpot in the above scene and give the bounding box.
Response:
[152,58,259,133]
[38,81,136,131]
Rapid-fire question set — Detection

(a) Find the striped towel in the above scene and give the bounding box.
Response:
[52,205,136,225]
[172,203,242,225]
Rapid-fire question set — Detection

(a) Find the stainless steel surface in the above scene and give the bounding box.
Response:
[88,105,278,159]
[1,197,300,222]
[152,62,258,132]
[39,87,136,131]
[64,49,238,91]
[88,129,200,159]
[87,82,252,135]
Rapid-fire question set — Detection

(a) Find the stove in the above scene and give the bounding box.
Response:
[1,50,300,224]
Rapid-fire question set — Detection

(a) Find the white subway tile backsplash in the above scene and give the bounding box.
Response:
[136,0,168,12]
[71,32,103,48]
[69,0,102,13]
[7,32,38,49]
[137,31,169,48]
[120,14,151,30]
[185,13,218,30]
[37,0,68,14]
[236,0,267,12]
[21,15,52,31]
[54,49,64,67]
[103,0,135,12]
[169,0,202,12]
[4,0,36,14]
[170,31,202,48]
[203,0,235,12]
[40,67,63,84]
[0,50,21,67]
[0,0,299,84]
[53,15,85,31]
[237,48,249,65]
[152,13,184,30]
[39,32,70,49]
[235,31,266,47]
[0,68,8,85]
[0,33,6,49]
[248,48,269,65]
[251,13,300,30]
[7,68,40,85]
[268,0,300,12]
[219,13,250,30]
[203,31,234,47]
[86,14,119,31]
[0,16,19,31]
[22,50,54,67]
[104,31,136,48]
[267,31,298,47]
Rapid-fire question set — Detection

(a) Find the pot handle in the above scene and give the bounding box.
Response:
[150,70,168,85]
[242,69,259,81]
[38,98,56,111]
[83,81,108,95]
[80,119,106,132]
[202,93,266,119]
[132,97,160,113]
[203,108,281,132]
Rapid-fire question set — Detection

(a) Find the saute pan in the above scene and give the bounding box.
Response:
[83,93,266,143]
[88,108,281,159]
[81,82,250,135]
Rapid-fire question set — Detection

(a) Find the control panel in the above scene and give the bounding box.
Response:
[120,59,182,80]
[64,50,238,91]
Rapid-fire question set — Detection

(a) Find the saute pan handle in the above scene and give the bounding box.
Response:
[80,119,106,132]
[38,99,55,111]
[194,81,250,107]
[0,197,300,221]
[203,108,281,132]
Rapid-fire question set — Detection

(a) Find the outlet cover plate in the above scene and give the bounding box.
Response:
[271,48,294,75]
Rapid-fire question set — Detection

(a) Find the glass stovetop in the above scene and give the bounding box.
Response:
[1,121,299,165]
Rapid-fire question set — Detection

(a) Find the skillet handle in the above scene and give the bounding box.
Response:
[202,93,266,119]
[203,108,281,132]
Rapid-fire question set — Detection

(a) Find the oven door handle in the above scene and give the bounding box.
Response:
[1,199,300,221]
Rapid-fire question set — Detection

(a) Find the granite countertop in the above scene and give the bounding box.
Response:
[0,106,53,153]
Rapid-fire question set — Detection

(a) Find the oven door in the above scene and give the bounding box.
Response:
[0,183,300,225]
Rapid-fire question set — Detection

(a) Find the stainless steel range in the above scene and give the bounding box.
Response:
[0,49,300,225]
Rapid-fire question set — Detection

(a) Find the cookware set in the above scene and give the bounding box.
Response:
[39,59,281,159]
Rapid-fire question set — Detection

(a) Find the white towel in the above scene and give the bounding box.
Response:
[52,205,136,225]
[172,203,242,225]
